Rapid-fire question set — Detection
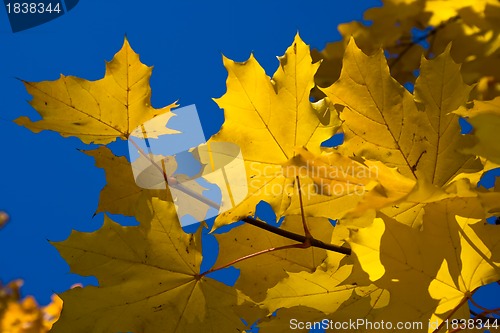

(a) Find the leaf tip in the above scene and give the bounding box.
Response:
[293,30,302,43]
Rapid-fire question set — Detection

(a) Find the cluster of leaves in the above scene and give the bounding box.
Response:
[13,0,500,332]
[313,0,500,100]
[0,280,62,333]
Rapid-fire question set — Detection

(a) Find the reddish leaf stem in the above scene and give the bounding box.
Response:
[197,243,311,279]
[197,217,351,278]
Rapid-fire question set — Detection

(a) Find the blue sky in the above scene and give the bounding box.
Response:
[1,0,498,330]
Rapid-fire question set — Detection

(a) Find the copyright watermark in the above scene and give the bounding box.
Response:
[290,318,498,331]
[248,160,380,199]
[290,318,423,331]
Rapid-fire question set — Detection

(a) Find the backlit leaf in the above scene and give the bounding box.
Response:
[348,198,500,329]
[16,38,177,144]
[51,199,261,333]
[211,35,415,228]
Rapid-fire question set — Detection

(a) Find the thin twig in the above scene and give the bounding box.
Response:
[197,217,351,278]
[197,243,310,278]
[390,16,459,68]
[242,216,351,255]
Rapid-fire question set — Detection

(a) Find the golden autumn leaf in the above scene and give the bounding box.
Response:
[10,10,500,332]
[210,34,340,226]
[314,0,500,98]
[312,0,426,89]
[40,295,62,331]
[323,40,480,185]
[411,0,500,99]
[51,199,262,333]
[423,0,498,26]
[348,197,500,330]
[258,224,390,333]
[211,34,415,228]
[262,265,385,319]
[320,39,489,229]
[16,38,177,144]
[0,280,22,323]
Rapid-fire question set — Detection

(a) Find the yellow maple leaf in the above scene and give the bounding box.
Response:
[260,238,389,333]
[284,147,415,219]
[263,265,386,317]
[16,38,177,144]
[51,198,262,333]
[424,0,499,26]
[320,39,488,229]
[210,34,340,226]
[348,197,500,330]
[312,0,426,89]
[323,40,480,185]
[211,34,415,228]
[314,0,500,100]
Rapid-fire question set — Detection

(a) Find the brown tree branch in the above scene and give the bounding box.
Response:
[390,16,460,69]
[242,216,351,255]
[198,216,351,278]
